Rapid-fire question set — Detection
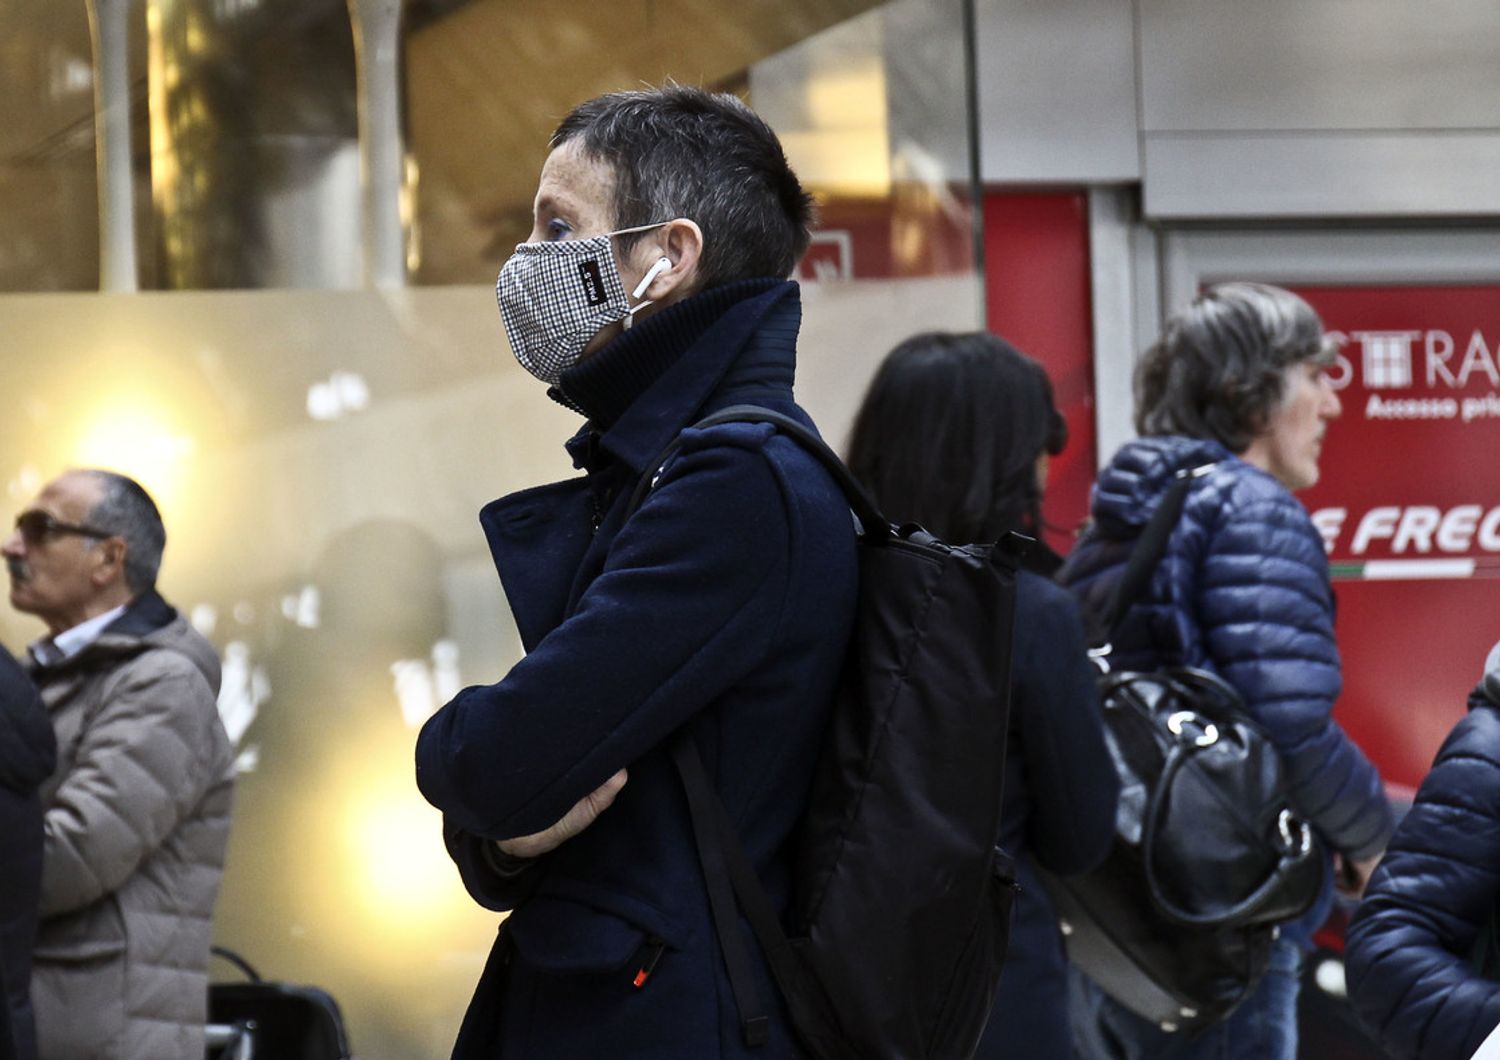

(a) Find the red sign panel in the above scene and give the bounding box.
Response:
[982,191,1097,557]
[1293,284,1500,788]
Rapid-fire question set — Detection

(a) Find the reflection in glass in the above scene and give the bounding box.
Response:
[751,0,978,287]
[1,1,985,1053]
[147,0,362,288]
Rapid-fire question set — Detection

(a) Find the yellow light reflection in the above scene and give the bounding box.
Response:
[773,59,891,197]
[72,401,196,510]
[345,783,464,921]
[780,129,891,198]
[293,717,497,977]
[146,1,179,222]
[805,63,887,128]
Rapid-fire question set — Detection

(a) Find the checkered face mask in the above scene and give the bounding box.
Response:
[496,221,673,385]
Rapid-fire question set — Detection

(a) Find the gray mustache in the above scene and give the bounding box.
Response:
[5,558,27,581]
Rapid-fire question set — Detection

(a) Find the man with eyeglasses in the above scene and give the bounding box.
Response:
[1,470,233,1060]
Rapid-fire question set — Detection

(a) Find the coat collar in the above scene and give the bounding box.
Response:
[103,588,178,638]
[27,589,178,676]
[1093,435,1237,534]
[558,280,801,476]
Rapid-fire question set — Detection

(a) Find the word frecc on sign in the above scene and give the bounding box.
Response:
[1312,505,1500,556]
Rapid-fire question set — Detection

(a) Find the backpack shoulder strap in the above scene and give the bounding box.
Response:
[626,404,890,541]
[1095,463,1216,646]
[672,732,792,1048]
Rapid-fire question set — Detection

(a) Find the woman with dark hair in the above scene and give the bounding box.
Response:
[847,330,1119,1058]
[847,331,1069,570]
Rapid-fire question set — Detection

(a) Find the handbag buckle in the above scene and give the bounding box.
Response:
[1276,808,1312,856]
[1166,710,1218,747]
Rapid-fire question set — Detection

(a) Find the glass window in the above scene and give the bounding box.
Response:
[0,1,982,1054]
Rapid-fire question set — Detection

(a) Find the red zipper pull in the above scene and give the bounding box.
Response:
[632,938,665,989]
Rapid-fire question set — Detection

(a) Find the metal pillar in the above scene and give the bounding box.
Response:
[86,0,139,292]
[347,0,406,289]
[146,0,361,289]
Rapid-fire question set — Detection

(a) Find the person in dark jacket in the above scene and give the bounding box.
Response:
[845,330,1119,1059]
[1060,283,1393,1060]
[0,645,54,1060]
[1344,640,1500,1060]
[414,86,858,1059]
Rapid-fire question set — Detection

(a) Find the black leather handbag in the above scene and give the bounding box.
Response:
[1043,466,1325,1032]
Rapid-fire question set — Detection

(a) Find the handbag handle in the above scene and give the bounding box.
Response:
[1138,721,1314,928]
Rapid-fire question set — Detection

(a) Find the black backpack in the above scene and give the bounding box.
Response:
[633,405,1023,1060]
[1043,466,1324,1031]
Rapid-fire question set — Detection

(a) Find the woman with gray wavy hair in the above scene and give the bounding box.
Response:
[1060,282,1392,1059]
[1135,282,1340,488]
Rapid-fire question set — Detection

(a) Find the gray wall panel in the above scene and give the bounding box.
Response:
[1161,229,1500,309]
[1139,0,1500,132]
[1144,131,1500,218]
[1135,0,1500,217]
[975,0,1140,183]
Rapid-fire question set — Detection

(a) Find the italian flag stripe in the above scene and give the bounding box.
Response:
[1329,558,1500,580]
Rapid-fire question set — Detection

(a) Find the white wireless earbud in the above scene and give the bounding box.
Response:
[631,257,672,300]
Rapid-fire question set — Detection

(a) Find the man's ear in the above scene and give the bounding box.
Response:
[90,537,128,588]
[638,219,704,303]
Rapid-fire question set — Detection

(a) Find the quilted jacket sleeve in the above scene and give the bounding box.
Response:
[415,435,801,843]
[40,651,223,916]
[1190,482,1391,860]
[1344,705,1500,1060]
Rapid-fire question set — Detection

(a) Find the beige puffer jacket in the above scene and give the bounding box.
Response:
[28,591,234,1060]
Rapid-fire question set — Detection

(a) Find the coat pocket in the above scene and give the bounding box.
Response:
[32,898,128,1058]
[506,893,683,978]
[33,896,127,963]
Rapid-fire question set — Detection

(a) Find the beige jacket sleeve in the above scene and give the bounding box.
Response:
[41,651,222,917]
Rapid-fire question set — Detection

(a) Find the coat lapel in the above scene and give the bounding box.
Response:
[477,281,802,655]
[479,478,597,654]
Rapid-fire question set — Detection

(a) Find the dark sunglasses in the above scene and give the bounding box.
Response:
[14,510,117,546]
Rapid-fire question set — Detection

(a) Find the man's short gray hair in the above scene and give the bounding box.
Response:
[82,470,166,595]
[1135,282,1333,453]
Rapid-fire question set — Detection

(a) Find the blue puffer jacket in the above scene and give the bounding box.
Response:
[1059,435,1392,943]
[1345,666,1500,1060]
[416,280,858,1059]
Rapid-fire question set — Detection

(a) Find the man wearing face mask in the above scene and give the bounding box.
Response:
[415,86,858,1059]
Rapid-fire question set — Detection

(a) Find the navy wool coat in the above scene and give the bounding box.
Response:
[1345,668,1500,1060]
[0,645,55,1060]
[973,570,1118,1060]
[416,280,858,1059]
[1059,436,1392,943]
